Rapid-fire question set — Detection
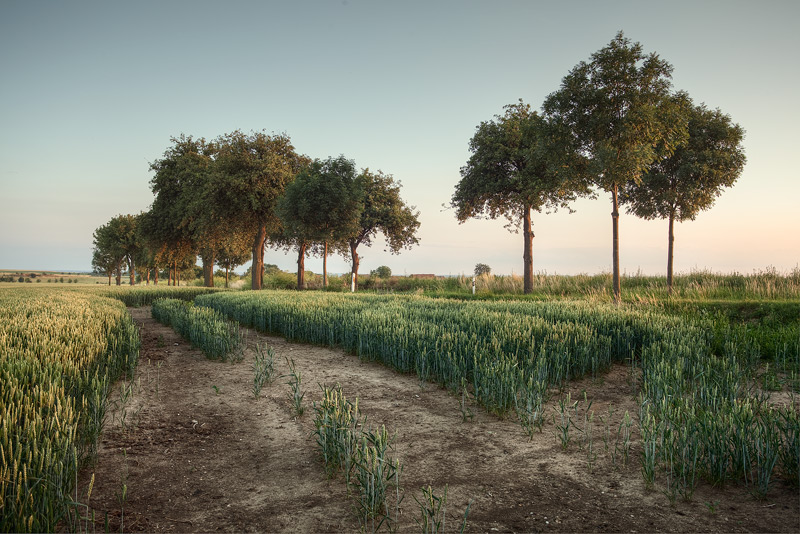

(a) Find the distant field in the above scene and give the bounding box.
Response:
[0,270,106,285]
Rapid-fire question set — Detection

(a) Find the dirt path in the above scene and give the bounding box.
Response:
[79,307,800,532]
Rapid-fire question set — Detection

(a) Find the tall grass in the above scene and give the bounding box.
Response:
[0,288,139,532]
[151,298,243,361]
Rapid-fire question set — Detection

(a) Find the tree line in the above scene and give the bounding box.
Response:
[93,132,420,290]
[451,31,746,301]
[94,32,745,300]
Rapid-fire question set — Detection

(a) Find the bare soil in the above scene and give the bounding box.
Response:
[79,307,800,533]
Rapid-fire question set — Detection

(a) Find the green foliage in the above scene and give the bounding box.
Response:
[312,384,363,481]
[543,31,687,192]
[283,357,305,416]
[210,130,310,290]
[344,168,420,289]
[453,100,590,293]
[277,155,363,247]
[353,425,402,533]
[93,213,142,284]
[473,263,491,277]
[252,343,276,398]
[370,265,392,279]
[543,31,688,301]
[621,99,746,223]
[151,298,242,361]
[453,100,588,225]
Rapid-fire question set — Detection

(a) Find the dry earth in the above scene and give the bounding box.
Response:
[77,307,800,533]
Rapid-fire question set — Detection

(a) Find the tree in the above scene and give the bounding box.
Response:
[370,265,392,278]
[147,135,216,286]
[276,156,363,289]
[117,214,142,286]
[620,99,746,292]
[474,263,491,277]
[215,231,252,288]
[543,31,688,303]
[91,247,117,285]
[343,169,420,291]
[92,215,136,286]
[452,100,589,293]
[210,130,309,290]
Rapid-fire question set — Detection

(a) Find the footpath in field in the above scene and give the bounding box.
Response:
[83,307,800,533]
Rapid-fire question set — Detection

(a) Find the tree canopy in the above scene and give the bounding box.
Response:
[276,155,363,289]
[474,263,491,277]
[210,130,309,290]
[620,98,746,290]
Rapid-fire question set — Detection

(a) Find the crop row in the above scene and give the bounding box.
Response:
[151,298,242,360]
[196,290,798,495]
[0,288,140,532]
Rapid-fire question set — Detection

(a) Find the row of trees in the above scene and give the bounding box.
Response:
[93,132,420,290]
[452,32,746,300]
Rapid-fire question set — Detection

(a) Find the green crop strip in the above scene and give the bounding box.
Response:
[197,290,799,497]
[151,298,243,361]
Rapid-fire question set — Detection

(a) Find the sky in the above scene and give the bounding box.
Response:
[1,0,798,276]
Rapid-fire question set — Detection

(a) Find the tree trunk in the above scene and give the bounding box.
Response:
[323,241,328,288]
[115,264,121,286]
[176,261,180,287]
[350,241,359,292]
[146,269,150,285]
[154,268,158,285]
[107,273,112,286]
[225,267,229,288]
[129,258,135,286]
[252,225,267,290]
[667,213,675,295]
[522,205,534,294]
[611,185,621,304]
[203,255,215,288]
[297,242,307,290]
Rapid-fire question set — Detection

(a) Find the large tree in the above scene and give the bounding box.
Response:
[211,130,309,290]
[620,99,746,292]
[543,31,688,303]
[147,135,216,286]
[451,100,589,293]
[344,169,420,291]
[275,156,363,289]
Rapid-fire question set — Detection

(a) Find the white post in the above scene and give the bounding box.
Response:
[472,276,476,295]
[351,273,355,293]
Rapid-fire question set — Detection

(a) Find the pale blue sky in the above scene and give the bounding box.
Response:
[1,0,798,276]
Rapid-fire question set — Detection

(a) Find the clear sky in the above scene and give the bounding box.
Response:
[1,0,798,276]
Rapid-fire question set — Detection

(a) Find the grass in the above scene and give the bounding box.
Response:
[151,298,243,361]
[197,288,799,500]
[0,287,139,532]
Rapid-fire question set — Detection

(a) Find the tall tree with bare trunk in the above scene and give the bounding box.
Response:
[543,31,688,303]
[343,169,419,291]
[620,97,746,293]
[211,130,309,290]
[452,100,589,293]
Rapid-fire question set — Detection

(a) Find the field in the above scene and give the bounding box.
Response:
[1,277,798,532]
